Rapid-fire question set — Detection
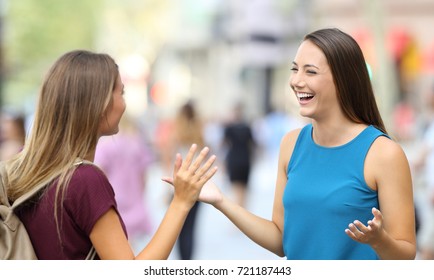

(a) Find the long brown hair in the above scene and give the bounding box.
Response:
[6,50,119,237]
[304,28,387,134]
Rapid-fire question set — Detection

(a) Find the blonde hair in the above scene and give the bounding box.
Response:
[6,50,119,235]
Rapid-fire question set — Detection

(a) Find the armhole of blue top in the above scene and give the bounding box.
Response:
[286,125,309,175]
[361,133,390,193]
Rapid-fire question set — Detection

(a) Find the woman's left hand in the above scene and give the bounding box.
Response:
[345,207,385,245]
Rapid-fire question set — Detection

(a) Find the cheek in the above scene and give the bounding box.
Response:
[288,76,298,93]
[119,99,126,115]
[114,96,126,113]
[288,78,294,90]
[316,78,335,95]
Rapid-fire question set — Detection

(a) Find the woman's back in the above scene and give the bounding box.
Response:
[17,164,126,259]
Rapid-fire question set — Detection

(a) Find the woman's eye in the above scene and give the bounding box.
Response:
[306,70,317,74]
[290,68,298,72]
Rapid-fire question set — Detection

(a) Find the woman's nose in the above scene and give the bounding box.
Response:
[290,72,305,89]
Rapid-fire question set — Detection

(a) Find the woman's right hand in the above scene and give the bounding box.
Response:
[162,144,218,209]
[198,180,224,207]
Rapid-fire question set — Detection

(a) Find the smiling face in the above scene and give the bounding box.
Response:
[289,40,341,121]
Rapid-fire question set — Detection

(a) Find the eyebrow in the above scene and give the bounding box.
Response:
[292,61,320,69]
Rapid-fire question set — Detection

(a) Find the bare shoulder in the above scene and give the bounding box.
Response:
[279,128,303,168]
[369,136,408,163]
[365,135,411,190]
[280,128,303,151]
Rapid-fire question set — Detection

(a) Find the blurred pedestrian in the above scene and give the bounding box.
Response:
[222,103,255,207]
[197,28,416,260]
[169,101,206,260]
[253,107,305,162]
[2,50,217,259]
[412,82,434,259]
[95,114,154,254]
[0,111,26,161]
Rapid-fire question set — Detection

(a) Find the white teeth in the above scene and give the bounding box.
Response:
[296,92,314,98]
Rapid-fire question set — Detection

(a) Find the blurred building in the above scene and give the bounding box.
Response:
[310,0,434,138]
[142,0,434,131]
[0,0,5,109]
[1,0,434,134]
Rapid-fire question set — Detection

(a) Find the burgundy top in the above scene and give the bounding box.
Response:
[17,164,127,259]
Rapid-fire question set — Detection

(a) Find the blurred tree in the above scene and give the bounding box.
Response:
[0,1,4,110]
[3,0,101,109]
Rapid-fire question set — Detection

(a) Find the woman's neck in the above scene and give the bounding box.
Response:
[83,149,96,162]
[311,119,367,147]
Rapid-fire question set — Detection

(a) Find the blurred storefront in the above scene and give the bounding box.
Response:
[310,0,434,139]
[1,0,433,135]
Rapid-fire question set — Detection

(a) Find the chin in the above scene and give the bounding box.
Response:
[299,109,313,119]
[101,128,119,137]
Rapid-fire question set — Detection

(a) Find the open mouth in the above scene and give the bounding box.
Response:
[296,92,314,102]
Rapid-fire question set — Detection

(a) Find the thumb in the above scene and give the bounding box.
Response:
[161,177,174,186]
[372,207,383,221]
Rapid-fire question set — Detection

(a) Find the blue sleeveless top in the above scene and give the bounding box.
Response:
[282,124,388,259]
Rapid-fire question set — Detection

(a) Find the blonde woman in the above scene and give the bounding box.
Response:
[3,50,217,260]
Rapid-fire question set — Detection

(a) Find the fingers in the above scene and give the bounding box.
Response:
[173,153,182,175]
[172,144,218,186]
[372,207,382,221]
[193,153,217,181]
[345,208,384,244]
[180,144,198,172]
[345,221,369,244]
[368,207,382,231]
[188,146,210,173]
[180,144,217,180]
[347,220,368,237]
[197,164,218,185]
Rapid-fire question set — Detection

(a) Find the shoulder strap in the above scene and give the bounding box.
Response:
[12,159,99,209]
[1,160,99,260]
[0,162,56,210]
[0,158,96,209]
[74,158,94,166]
[85,247,97,260]
[8,159,97,210]
[10,173,58,211]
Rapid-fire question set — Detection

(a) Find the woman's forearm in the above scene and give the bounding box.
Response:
[136,198,190,260]
[371,231,416,260]
[215,195,285,257]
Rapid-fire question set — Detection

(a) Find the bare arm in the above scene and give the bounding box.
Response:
[209,188,285,257]
[345,137,416,259]
[90,144,217,259]
[199,130,301,257]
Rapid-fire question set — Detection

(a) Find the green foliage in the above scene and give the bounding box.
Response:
[3,0,101,109]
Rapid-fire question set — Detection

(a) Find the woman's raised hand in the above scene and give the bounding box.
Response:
[162,144,218,209]
[198,180,224,206]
